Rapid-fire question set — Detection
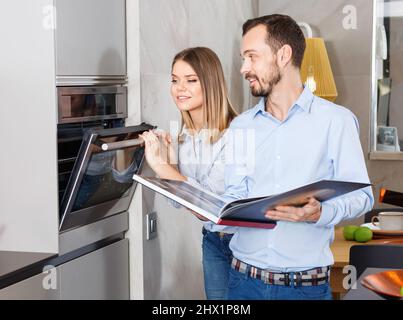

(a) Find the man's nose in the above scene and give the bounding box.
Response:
[240,61,249,76]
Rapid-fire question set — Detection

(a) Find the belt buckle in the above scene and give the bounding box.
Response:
[283,273,290,286]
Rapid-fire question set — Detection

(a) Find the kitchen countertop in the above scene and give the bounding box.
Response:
[0,251,56,289]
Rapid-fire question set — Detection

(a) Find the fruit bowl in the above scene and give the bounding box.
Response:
[361,269,403,298]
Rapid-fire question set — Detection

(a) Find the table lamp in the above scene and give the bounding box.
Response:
[298,22,338,102]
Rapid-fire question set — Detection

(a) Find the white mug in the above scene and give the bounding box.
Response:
[371,212,403,230]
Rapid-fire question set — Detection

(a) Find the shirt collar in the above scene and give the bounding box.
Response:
[294,86,314,113]
[252,86,314,118]
[251,98,266,118]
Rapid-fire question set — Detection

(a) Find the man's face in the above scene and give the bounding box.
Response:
[240,24,281,97]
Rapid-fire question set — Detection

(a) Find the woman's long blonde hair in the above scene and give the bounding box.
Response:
[172,47,238,144]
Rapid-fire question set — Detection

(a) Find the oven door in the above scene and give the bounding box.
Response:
[59,123,154,232]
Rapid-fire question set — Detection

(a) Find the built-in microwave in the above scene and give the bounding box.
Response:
[57,86,127,124]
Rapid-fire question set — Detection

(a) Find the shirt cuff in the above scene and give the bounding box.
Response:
[314,202,335,228]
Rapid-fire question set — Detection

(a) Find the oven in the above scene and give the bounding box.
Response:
[57,85,153,232]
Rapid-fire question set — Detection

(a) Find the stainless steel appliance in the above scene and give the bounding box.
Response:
[57,86,152,232]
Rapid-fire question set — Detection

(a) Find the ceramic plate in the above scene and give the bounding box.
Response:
[361,222,403,237]
[361,269,403,298]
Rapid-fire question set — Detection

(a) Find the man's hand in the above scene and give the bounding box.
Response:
[189,209,209,221]
[265,197,322,223]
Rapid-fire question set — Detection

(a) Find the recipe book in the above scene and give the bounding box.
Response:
[133,175,370,229]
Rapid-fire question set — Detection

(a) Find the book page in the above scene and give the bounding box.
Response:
[133,176,226,219]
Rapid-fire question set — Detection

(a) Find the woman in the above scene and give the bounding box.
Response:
[140,47,238,300]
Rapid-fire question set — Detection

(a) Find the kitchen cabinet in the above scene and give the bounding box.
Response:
[59,239,129,299]
[0,239,129,300]
[0,0,58,253]
[55,0,127,84]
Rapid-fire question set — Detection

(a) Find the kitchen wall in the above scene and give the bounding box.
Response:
[259,0,403,221]
[137,0,258,299]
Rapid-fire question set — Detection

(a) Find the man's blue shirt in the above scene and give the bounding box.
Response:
[223,87,374,271]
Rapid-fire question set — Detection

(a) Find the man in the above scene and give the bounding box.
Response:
[223,14,374,300]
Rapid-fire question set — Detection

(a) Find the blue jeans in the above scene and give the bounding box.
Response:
[202,228,233,300]
[227,268,333,300]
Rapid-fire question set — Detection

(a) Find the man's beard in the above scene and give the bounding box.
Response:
[248,63,282,98]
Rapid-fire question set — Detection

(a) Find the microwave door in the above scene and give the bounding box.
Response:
[59,124,154,232]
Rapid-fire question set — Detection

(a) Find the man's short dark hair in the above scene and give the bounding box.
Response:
[242,14,306,68]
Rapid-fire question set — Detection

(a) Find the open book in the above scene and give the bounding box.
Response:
[133,175,371,229]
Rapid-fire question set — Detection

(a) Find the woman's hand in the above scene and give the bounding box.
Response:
[139,130,169,172]
[154,130,177,166]
[139,130,185,181]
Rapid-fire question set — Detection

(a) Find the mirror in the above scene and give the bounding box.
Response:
[371,0,403,159]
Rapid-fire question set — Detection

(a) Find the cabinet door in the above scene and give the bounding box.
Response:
[55,0,126,78]
[59,239,129,299]
[0,0,58,253]
[0,270,60,300]
[0,240,129,299]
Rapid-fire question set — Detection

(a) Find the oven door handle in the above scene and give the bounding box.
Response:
[101,138,144,151]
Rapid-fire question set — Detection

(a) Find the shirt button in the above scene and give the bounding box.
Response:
[276,155,281,160]
[275,184,280,188]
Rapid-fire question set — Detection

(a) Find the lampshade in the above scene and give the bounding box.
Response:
[300,38,338,102]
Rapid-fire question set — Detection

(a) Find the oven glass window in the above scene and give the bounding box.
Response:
[63,94,118,119]
[71,138,144,211]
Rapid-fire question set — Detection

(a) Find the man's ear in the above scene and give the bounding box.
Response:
[277,44,293,68]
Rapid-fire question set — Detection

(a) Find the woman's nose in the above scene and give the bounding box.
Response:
[176,81,186,91]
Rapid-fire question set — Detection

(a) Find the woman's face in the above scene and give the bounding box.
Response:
[171,60,203,112]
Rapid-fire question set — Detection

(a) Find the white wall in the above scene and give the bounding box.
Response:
[137,0,258,299]
[0,0,58,253]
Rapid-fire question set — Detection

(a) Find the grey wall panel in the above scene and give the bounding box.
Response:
[139,0,258,300]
